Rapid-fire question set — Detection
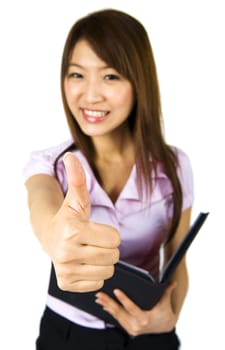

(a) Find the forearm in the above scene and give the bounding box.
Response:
[166,208,191,322]
[171,260,189,322]
[25,174,64,245]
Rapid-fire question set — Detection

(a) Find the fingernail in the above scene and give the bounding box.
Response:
[113,289,120,297]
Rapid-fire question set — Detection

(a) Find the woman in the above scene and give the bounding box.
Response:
[23,8,194,349]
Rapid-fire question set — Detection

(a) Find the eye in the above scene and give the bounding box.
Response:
[104,74,120,81]
[68,72,83,79]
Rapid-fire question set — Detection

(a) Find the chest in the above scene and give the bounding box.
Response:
[96,161,134,204]
[89,191,169,276]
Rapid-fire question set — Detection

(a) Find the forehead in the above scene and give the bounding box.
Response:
[69,40,108,68]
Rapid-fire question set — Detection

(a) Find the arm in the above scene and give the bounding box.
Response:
[25,153,120,292]
[95,207,192,336]
[26,174,64,253]
[164,206,191,322]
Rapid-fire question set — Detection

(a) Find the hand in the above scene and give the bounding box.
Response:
[45,152,120,292]
[95,282,177,336]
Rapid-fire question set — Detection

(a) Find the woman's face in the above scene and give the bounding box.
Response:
[64,40,134,138]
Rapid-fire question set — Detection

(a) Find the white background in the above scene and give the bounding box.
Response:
[0,1,224,349]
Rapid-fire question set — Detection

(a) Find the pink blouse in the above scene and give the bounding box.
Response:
[23,139,194,329]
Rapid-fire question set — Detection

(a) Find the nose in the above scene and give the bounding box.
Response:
[84,78,104,104]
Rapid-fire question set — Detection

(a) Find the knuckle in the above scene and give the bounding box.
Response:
[92,280,104,291]
[96,280,104,289]
[54,246,70,264]
[130,326,139,337]
[112,230,121,247]
[55,264,69,278]
[95,248,119,265]
[140,317,149,328]
[105,265,115,279]
[111,305,119,316]
[111,248,120,264]
[55,265,76,285]
[127,304,135,313]
[72,227,84,243]
[57,277,69,291]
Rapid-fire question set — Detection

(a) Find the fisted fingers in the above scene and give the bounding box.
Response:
[78,245,120,266]
[55,263,115,292]
[54,243,120,266]
[55,222,121,264]
[56,263,115,282]
[75,222,121,248]
[60,280,104,293]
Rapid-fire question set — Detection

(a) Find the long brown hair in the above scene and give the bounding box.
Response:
[60,9,182,243]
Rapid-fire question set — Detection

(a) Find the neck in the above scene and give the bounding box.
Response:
[92,128,135,163]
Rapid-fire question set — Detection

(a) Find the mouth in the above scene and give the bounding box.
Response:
[81,108,109,123]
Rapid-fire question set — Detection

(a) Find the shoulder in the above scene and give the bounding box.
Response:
[170,145,192,168]
[156,145,193,181]
[22,139,94,195]
[169,145,193,180]
[33,139,75,162]
[22,139,74,182]
[170,145,194,209]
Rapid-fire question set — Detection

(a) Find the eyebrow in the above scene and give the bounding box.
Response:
[68,63,83,68]
[68,63,113,70]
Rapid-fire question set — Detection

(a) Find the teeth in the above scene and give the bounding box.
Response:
[84,109,107,117]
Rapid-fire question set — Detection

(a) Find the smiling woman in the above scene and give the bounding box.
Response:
[64,40,134,138]
[23,8,194,350]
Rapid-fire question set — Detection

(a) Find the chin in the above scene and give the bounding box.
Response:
[80,125,113,137]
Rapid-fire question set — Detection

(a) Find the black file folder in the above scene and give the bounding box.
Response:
[48,212,209,326]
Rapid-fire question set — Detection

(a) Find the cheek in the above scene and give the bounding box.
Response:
[118,88,134,113]
[64,81,80,102]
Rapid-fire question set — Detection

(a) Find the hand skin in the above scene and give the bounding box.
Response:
[95,282,177,336]
[95,208,191,336]
[25,152,121,292]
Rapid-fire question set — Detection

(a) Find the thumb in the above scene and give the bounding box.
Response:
[63,152,90,219]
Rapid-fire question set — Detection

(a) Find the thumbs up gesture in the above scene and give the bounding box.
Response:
[46,152,120,292]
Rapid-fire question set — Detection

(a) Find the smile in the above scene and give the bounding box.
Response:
[82,109,109,123]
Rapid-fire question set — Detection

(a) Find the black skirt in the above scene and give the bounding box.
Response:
[36,307,180,350]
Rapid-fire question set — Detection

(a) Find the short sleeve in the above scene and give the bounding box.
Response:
[175,147,194,211]
[22,139,73,183]
[167,147,194,217]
